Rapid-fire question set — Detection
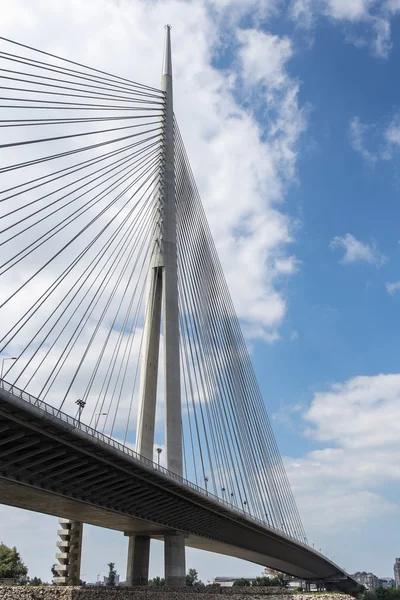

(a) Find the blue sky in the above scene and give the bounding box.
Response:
[2,0,400,586]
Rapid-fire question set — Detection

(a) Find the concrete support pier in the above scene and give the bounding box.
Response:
[54,518,82,585]
[126,535,150,586]
[128,25,186,588]
[164,533,186,587]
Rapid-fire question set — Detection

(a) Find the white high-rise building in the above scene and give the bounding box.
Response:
[394,559,400,587]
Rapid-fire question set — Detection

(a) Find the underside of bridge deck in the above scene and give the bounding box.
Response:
[0,387,356,591]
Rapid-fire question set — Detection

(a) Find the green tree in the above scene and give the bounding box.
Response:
[354,584,367,598]
[0,543,28,583]
[107,562,117,586]
[186,568,198,586]
[51,564,58,578]
[28,577,43,586]
[233,578,251,587]
[251,576,271,587]
[270,574,289,588]
[149,576,165,586]
[186,568,204,587]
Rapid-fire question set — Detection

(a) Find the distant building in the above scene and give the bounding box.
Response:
[379,578,395,588]
[212,575,312,591]
[394,559,400,587]
[212,577,257,587]
[352,572,379,590]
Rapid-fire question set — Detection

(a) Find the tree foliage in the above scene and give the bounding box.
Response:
[270,574,290,588]
[186,568,204,587]
[107,562,117,586]
[28,577,44,586]
[186,568,198,586]
[251,577,271,587]
[0,543,28,583]
[352,584,367,598]
[233,578,251,587]
[365,588,400,600]
[149,576,165,586]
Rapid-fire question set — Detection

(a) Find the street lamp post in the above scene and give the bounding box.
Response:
[75,399,86,424]
[204,476,208,494]
[1,357,17,379]
[156,447,162,467]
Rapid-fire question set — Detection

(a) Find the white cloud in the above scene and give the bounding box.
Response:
[373,16,391,57]
[350,113,400,162]
[272,401,303,425]
[305,374,400,449]
[209,0,281,20]
[237,29,293,89]
[290,0,393,58]
[325,0,376,21]
[386,280,400,294]
[330,233,388,266]
[386,0,400,13]
[290,0,314,27]
[384,116,400,147]
[285,373,400,534]
[349,117,378,163]
[287,459,399,532]
[275,256,300,274]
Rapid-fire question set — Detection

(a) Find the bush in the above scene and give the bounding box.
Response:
[251,577,271,587]
[233,578,251,587]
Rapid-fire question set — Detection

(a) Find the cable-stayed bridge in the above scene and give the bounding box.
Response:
[0,30,355,591]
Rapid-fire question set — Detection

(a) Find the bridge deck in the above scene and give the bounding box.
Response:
[0,381,355,590]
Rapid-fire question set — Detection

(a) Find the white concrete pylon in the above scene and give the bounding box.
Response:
[135,25,182,477]
[160,24,183,479]
[130,25,185,587]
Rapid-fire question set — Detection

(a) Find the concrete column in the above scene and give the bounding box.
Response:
[136,266,163,460]
[164,533,186,587]
[126,535,150,586]
[54,518,82,585]
[135,25,185,588]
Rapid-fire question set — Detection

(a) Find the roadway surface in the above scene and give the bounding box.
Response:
[0,381,356,591]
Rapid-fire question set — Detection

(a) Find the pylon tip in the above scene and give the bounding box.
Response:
[162,24,172,76]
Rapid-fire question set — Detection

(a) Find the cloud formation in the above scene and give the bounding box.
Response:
[2,0,307,350]
[386,281,400,294]
[286,373,400,534]
[330,233,387,266]
[350,113,400,165]
[290,0,393,58]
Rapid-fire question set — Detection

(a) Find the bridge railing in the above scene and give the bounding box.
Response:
[0,378,314,551]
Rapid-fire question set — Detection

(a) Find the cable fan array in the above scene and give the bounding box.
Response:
[0,36,307,543]
[175,121,307,542]
[0,37,165,437]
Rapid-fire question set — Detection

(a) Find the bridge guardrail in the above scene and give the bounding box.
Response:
[0,378,318,554]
